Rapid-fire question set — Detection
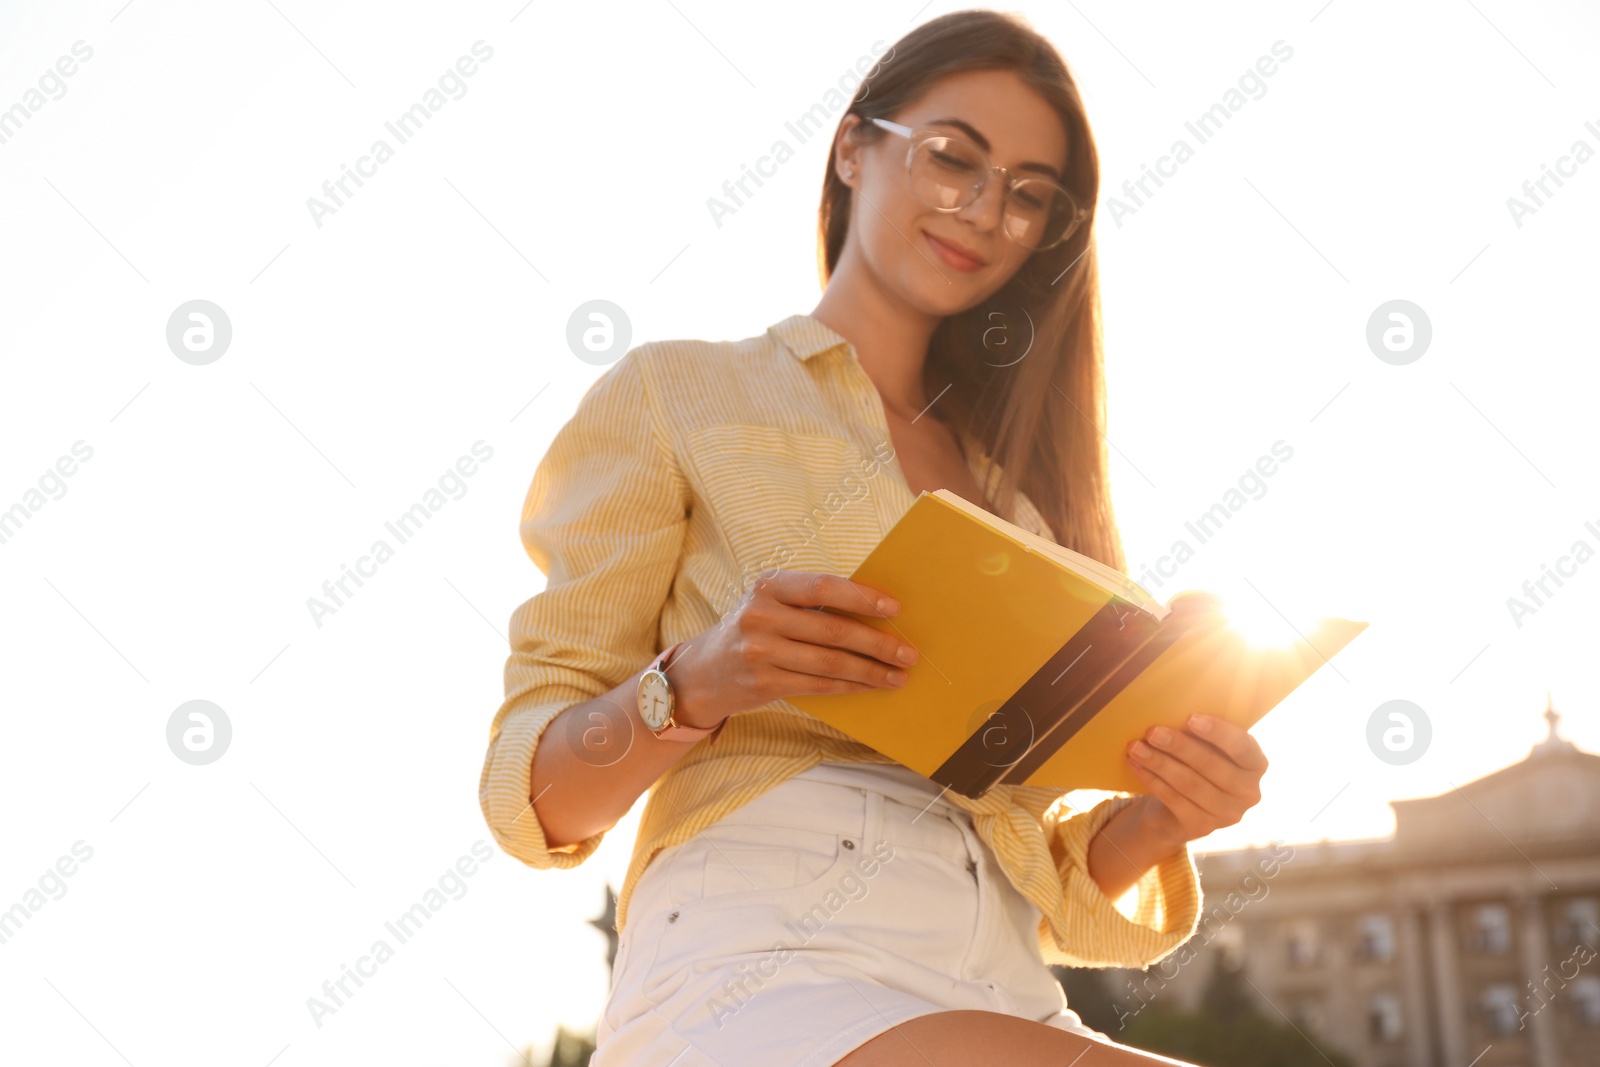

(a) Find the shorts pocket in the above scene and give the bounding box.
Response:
[638,824,857,1006]
[702,846,798,898]
[671,822,847,907]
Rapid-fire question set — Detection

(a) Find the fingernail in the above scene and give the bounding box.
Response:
[877,597,900,614]
[1130,740,1152,759]
[896,645,918,664]
[1191,714,1213,733]
[1150,727,1171,746]
[886,669,908,686]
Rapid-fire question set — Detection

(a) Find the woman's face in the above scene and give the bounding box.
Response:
[836,69,1071,317]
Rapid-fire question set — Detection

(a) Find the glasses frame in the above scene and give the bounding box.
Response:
[866,116,1088,252]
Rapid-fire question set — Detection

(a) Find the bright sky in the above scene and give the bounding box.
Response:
[2,1,1595,1063]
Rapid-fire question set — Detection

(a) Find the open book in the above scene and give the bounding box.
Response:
[784,489,1367,799]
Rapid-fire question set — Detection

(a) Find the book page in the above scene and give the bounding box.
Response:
[931,489,1168,619]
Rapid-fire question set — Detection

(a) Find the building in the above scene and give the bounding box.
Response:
[1107,699,1600,1067]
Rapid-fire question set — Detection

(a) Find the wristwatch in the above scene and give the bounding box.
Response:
[637,640,726,744]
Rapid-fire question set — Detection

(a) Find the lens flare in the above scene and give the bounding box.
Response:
[1214,589,1304,649]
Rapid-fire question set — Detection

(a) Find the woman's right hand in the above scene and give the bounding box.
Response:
[666,570,920,729]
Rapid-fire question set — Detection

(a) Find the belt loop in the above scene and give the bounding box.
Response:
[862,789,883,858]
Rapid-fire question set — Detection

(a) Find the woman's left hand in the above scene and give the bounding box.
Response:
[1126,714,1269,850]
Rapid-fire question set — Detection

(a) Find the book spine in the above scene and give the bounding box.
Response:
[931,597,1157,798]
[999,597,1217,788]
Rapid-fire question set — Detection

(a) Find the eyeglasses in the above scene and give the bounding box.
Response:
[867,117,1088,252]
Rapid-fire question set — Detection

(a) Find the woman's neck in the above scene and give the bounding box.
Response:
[809,263,941,418]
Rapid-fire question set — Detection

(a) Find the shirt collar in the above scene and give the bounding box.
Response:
[767,313,1055,540]
[771,310,978,458]
[768,312,853,362]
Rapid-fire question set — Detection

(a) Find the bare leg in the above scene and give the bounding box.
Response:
[834,1009,1198,1067]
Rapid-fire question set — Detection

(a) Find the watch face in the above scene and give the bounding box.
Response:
[638,671,672,730]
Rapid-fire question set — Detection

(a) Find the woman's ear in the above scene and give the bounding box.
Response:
[834,114,863,187]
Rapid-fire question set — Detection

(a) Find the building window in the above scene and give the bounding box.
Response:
[1556,897,1600,948]
[1467,903,1511,955]
[1355,913,1396,962]
[1367,992,1403,1041]
[1285,919,1323,968]
[1480,983,1520,1035]
[1210,922,1245,969]
[1291,997,1328,1033]
[1574,976,1600,1026]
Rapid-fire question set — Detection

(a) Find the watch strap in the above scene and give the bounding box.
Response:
[647,641,727,745]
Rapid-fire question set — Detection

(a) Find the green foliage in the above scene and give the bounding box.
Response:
[1050,965,1126,1035]
[1198,950,1255,1025]
[1054,952,1355,1067]
[513,1024,594,1067]
[1120,1007,1354,1067]
[546,1025,595,1067]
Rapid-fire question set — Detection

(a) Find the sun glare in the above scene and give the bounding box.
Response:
[1213,586,1307,649]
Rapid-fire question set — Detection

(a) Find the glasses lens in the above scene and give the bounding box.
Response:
[908,136,987,210]
[1005,178,1081,250]
[908,136,1084,251]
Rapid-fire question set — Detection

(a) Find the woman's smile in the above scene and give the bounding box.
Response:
[924,230,988,273]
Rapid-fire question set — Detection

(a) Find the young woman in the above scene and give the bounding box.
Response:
[479,10,1269,1065]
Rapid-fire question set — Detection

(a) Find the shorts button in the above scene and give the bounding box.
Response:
[843,839,856,850]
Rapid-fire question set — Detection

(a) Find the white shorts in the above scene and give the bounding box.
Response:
[592,761,1115,1066]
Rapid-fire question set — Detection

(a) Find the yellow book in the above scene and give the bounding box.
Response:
[784,489,1367,798]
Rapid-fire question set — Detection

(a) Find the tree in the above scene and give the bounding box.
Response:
[1117,952,1355,1067]
[1119,1009,1354,1067]
[1050,964,1126,1035]
[1197,950,1254,1025]
[510,1024,595,1067]
[542,1025,595,1067]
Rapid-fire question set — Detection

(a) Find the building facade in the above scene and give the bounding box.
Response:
[1104,701,1600,1067]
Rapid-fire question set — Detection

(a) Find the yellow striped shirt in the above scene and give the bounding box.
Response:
[479,312,1202,969]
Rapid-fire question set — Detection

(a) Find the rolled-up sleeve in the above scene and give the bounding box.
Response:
[478,348,689,869]
[1040,795,1202,969]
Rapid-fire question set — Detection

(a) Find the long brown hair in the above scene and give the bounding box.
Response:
[818,9,1125,572]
